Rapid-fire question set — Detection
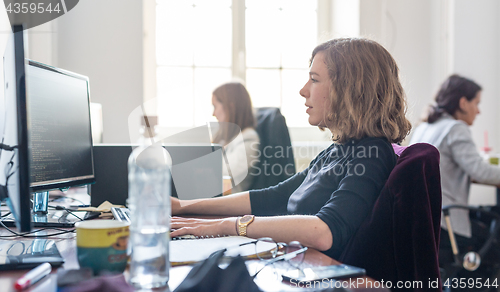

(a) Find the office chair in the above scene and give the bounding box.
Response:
[250,107,295,190]
[440,205,500,292]
[339,143,442,292]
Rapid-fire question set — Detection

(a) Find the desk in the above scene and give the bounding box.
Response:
[0,227,385,292]
[1,192,384,292]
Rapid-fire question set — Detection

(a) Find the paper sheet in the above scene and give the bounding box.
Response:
[170,236,275,265]
[77,201,124,212]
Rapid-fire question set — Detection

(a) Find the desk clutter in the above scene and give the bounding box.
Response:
[57,269,133,292]
[173,249,261,292]
[170,236,276,265]
[77,201,126,220]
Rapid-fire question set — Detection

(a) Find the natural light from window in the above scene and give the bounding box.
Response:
[155,0,317,128]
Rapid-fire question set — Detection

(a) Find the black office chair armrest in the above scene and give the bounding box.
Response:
[442,204,500,260]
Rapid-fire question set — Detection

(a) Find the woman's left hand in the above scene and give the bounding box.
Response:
[170,217,238,238]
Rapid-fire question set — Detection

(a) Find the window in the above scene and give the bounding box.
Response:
[245,0,317,127]
[155,0,318,128]
[156,0,232,127]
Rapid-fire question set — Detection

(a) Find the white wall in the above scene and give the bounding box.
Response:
[360,0,444,133]
[54,0,143,143]
[453,0,500,154]
[453,0,500,205]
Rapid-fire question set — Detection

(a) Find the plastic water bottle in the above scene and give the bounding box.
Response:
[128,119,172,289]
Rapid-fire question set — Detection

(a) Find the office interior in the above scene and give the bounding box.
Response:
[0,0,498,207]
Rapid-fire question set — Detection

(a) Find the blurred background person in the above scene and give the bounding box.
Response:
[212,81,260,194]
[410,74,500,252]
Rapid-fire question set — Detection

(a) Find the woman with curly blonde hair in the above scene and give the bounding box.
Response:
[170,38,411,259]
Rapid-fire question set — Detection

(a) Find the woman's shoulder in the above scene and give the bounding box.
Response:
[349,137,393,152]
[321,137,393,161]
[241,127,260,141]
[429,115,464,130]
[429,117,470,138]
[446,119,472,141]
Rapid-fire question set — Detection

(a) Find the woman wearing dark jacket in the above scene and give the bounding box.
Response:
[170,38,412,259]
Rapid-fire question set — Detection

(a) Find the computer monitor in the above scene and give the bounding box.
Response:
[0,25,32,232]
[27,60,95,192]
[1,25,95,228]
[25,62,95,226]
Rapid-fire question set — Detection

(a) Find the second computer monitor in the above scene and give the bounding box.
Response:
[27,61,95,192]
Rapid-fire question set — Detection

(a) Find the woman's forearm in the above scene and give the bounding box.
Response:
[171,214,333,251]
[174,191,252,216]
[244,215,333,251]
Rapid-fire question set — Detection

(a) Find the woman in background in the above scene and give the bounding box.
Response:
[169,38,412,260]
[410,74,500,250]
[212,81,260,193]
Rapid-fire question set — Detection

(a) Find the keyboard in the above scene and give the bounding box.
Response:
[111,207,131,223]
[111,207,196,240]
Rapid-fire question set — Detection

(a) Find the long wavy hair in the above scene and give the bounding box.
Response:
[212,82,255,145]
[311,38,412,144]
[425,74,482,123]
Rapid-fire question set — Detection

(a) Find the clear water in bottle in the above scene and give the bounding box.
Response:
[128,142,171,289]
[129,225,170,288]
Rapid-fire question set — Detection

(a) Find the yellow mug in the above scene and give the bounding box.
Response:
[75,220,130,275]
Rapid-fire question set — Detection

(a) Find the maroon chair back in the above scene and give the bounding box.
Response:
[339,143,442,291]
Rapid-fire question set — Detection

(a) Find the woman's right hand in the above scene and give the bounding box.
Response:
[171,197,182,215]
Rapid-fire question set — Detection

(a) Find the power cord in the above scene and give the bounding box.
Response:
[48,205,84,222]
[0,217,75,238]
[0,205,82,238]
[1,211,12,218]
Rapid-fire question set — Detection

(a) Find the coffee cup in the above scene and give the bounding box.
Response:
[75,220,130,275]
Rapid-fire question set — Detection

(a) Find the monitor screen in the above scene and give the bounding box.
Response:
[27,61,95,191]
[0,25,32,232]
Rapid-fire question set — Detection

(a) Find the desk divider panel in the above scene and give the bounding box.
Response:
[90,144,223,207]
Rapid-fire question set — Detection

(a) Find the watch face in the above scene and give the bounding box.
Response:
[240,215,254,224]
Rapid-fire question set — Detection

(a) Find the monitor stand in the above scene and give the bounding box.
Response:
[1,191,92,228]
[30,191,84,228]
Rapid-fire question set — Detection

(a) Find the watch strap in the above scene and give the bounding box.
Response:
[237,215,255,236]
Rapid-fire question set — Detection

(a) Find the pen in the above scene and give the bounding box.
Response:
[69,204,90,208]
[14,262,52,290]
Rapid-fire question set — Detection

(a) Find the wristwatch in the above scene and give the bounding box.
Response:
[237,215,255,236]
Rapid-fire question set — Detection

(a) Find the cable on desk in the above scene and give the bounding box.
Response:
[48,205,84,222]
[1,211,12,218]
[49,196,86,205]
[0,218,75,238]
